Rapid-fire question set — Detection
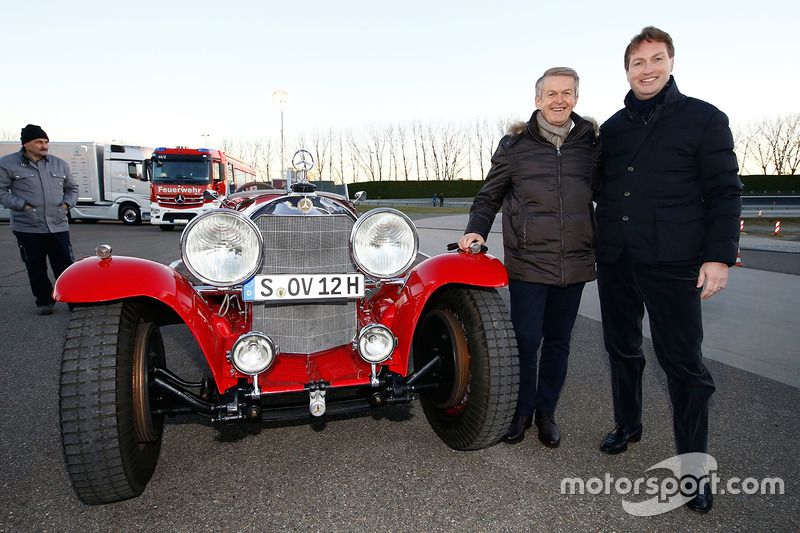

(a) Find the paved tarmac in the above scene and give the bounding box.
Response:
[0,219,798,532]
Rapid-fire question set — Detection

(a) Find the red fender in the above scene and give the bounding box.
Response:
[54,256,238,390]
[379,251,508,375]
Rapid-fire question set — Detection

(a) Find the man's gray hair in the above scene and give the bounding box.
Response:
[535,67,580,99]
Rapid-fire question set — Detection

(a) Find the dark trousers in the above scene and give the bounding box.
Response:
[13,231,74,307]
[509,279,585,416]
[597,251,715,454]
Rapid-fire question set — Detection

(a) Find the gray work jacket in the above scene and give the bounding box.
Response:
[0,149,79,233]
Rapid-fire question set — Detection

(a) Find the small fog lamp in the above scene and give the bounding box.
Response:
[357,324,396,364]
[230,332,277,375]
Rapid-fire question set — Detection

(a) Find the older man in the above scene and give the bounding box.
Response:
[0,125,78,315]
[459,67,598,448]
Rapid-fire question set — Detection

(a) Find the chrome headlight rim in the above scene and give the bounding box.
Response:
[230,332,277,375]
[350,208,419,279]
[180,209,263,287]
[356,324,396,364]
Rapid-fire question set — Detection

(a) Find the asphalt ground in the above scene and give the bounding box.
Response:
[0,219,798,532]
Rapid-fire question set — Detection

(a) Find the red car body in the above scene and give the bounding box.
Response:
[54,160,519,505]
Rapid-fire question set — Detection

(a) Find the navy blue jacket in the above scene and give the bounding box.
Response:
[596,78,742,266]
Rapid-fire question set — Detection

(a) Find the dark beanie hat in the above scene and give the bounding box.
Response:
[21,124,49,145]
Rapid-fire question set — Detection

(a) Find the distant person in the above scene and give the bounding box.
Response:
[439,193,445,207]
[595,27,742,513]
[459,67,598,448]
[0,125,78,315]
[433,194,437,207]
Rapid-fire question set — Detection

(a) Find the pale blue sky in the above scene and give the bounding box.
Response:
[3,0,797,148]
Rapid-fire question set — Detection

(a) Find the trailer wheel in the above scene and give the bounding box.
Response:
[59,302,165,504]
[120,204,142,225]
[412,287,519,450]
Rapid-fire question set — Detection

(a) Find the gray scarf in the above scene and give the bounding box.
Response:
[536,112,572,148]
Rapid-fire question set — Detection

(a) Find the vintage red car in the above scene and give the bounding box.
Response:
[54,150,519,504]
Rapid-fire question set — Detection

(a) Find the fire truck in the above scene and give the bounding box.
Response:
[148,147,257,231]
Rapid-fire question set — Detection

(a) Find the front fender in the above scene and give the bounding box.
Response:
[54,256,236,389]
[382,251,508,375]
[55,255,195,305]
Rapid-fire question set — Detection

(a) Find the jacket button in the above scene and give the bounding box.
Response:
[624,192,631,197]
[627,166,634,172]
[622,216,629,221]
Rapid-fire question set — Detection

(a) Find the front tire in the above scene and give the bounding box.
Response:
[120,204,142,225]
[59,302,165,504]
[413,287,519,450]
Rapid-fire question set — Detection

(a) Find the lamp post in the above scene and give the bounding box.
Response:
[201,134,210,148]
[272,90,288,190]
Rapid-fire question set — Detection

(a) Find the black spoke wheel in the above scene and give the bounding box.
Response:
[59,302,165,504]
[413,287,519,450]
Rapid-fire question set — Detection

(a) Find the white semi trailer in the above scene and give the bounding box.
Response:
[0,142,153,224]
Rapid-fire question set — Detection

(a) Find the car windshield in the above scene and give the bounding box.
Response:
[152,160,211,184]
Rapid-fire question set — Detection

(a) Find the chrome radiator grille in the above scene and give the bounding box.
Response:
[252,215,358,354]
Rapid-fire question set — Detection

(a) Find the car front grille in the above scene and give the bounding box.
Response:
[251,215,358,354]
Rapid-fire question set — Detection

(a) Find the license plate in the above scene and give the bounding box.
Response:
[242,273,365,302]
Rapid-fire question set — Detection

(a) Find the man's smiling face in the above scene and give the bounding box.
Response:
[626,39,674,100]
[535,75,578,127]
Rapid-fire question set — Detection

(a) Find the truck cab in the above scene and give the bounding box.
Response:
[148,147,256,231]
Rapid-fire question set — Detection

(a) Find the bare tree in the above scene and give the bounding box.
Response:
[471,117,496,180]
[770,113,800,175]
[347,129,377,181]
[219,136,235,153]
[737,114,800,175]
[305,128,331,181]
[411,120,429,181]
[426,122,468,181]
[250,137,274,182]
[329,129,347,185]
[396,122,412,180]
[764,116,790,175]
[342,129,360,182]
[365,123,386,181]
[749,128,773,175]
[385,123,398,181]
[787,115,800,175]
[732,124,754,175]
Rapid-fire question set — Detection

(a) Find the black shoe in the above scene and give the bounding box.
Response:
[534,412,561,448]
[600,424,642,454]
[37,304,54,316]
[686,479,714,513]
[502,414,532,444]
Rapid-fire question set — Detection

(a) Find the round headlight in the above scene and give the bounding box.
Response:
[181,210,263,286]
[351,208,418,278]
[357,324,396,364]
[230,332,277,375]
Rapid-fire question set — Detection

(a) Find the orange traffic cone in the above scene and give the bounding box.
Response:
[734,248,743,267]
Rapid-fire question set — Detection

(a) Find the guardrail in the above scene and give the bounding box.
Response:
[359,196,800,215]
[357,198,475,208]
